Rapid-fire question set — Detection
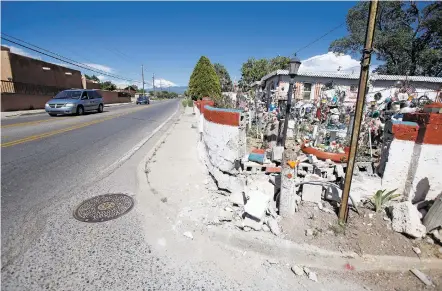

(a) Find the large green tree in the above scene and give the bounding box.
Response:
[85,74,100,82]
[188,56,221,102]
[239,56,291,91]
[100,81,117,91]
[329,1,442,76]
[213,63,233,92]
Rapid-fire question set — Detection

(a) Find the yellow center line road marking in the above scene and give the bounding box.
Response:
[1,106,149,148]
[1,117,71,128]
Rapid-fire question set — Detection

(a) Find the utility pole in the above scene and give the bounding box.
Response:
[141,64,145,96]
[152,73,155,97]
[339,0,379,224]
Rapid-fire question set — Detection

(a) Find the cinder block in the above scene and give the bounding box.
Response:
[302,184,323,203]
[244,190,271,220]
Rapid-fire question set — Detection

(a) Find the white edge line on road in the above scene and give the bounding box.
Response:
[102,101,180,175]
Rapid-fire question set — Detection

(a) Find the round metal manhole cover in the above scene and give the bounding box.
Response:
[74,194,134,223]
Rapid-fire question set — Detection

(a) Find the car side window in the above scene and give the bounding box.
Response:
[81,91,88,100]
[95,91,103,99]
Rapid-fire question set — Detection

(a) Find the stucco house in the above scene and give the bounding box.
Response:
[258,69,442,106]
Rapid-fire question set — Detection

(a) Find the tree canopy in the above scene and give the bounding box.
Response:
[329,1,442,76]
[188,56,221,102]
[100,81,117,91]
[85,74,100,82]
[239,56,291,91]
[213,63,233,92]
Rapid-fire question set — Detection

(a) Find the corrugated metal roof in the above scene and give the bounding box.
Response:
[260,69,442,84]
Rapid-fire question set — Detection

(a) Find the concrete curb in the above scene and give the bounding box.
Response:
[207,227,442,272]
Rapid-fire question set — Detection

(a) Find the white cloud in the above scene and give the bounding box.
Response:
[3,44,42,60]
[299,52,360,74]
[84,63,113,73]
[151,78,177,88]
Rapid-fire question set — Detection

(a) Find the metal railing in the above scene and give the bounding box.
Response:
[1,80,69,96]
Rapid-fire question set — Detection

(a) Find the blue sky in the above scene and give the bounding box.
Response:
[1,1,359,88]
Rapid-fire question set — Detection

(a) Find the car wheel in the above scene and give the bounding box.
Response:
[76,105,84,116]
[98,103,104,113]
[49,113,57,117]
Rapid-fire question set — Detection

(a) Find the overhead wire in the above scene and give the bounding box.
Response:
[1,33,142,84]
[294,21,346,55]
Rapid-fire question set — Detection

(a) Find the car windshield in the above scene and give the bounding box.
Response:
[54,90,82,99]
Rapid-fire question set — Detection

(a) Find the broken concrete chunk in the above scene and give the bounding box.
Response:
[183,231,193,240]
[391,201,426,238]
[218,210,233,222]
[243,216,263,231]
[302,184,323,204]
[410,268,434,286]
[291,265,304,276]
[244,190,271,220]
[412,246,421,255]
[305,229,314,236]
[262,224,270,232]
[267,218,281,236]
[271,146,284,163]
[229,191,246,206]
[335,165,344,178]
[308,271,318,282]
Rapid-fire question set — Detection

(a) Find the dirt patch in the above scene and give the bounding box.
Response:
[280,202,440,258]
[324,269,442,291]
[246,136,263,153]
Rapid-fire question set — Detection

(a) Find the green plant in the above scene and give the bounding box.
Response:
[181,99,188,107]
[187,98,193,107]
[188,56,222,103]
[369,189,400,212]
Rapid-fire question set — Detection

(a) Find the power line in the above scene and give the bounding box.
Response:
[1,34,141,84]
[294,21,346,54]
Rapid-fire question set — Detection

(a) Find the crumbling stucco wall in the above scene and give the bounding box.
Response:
[195,103,246,193]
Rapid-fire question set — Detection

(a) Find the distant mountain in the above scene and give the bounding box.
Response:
[147,86,188,95]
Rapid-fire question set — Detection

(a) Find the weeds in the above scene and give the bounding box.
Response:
[369,189,400,212]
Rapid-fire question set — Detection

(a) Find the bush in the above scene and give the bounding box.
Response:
[181,99,188,107]
[188,56,221,103]
[187,98,193,107]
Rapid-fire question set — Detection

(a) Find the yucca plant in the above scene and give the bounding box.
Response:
[370,189,400,212]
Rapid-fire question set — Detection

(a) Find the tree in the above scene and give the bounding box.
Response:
[85,74,101,82]
[239,56,291,91]
[188,56,221,102]
[329,1,442,76]
[101,81,117,91]
[213,63,233,92]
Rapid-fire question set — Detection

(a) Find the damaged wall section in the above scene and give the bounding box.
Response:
[195,103,246,193]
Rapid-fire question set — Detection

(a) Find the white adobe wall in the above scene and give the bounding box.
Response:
[381,139,417,195]
[409,144,442,201]
[367,80,441,102]
[203,119,240,174]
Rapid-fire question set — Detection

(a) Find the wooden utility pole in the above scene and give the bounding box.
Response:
[339,0,379,224]
[152,73,155,96]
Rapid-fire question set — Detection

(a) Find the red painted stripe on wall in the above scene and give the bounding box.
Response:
[203,107,240,126]
[392,124,419,142]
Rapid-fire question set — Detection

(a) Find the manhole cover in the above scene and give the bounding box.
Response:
[74,194,134,223]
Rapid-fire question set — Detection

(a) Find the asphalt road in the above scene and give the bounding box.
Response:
[1,100,179,272]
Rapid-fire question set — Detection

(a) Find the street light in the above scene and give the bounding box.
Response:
[280,56,301,146]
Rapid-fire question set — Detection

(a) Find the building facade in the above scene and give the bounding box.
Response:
[260,70,442,105]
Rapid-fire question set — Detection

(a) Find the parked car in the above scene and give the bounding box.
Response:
[136,95,150,105]
[45,89,104,116]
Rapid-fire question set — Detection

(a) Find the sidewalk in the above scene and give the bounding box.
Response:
[143,106,442,290]
[1,102,134,119]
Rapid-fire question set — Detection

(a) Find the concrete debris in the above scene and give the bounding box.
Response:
[183,231,194,240]
[383,216,389,221]
[302,184,323,204]
[243,226,252,232]
[262,224,270,232]
[266,204,278,219]
[317,202,323,211]
[267,218,281,236]
[321,207,335,215]
[335,165,344,178]
[431,229,441,243]
[303,267,318,282]
[412,247,421,255]
[229,191,246,206]
[305,229,314,237]
[244,190,271,220]
[425,237,434,245]
[410,268,434,286]
[243,216,263,231]
[291,265,304,276]
[246,177,275,198]
[224,206,233,212]
[218,210,233,222]
[391,201,426,238]
[368,213,374,219]
[271,146,284,163]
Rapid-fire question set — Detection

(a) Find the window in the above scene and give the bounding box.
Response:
[88,91,95,99]
[303,83,312,100]
[81,91,88,100]
[94,91,103,99]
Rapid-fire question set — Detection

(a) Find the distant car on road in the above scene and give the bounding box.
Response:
[136,96,150,105]
[45,89,104,116]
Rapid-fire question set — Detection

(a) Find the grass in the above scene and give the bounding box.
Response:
[369,189,400,212]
